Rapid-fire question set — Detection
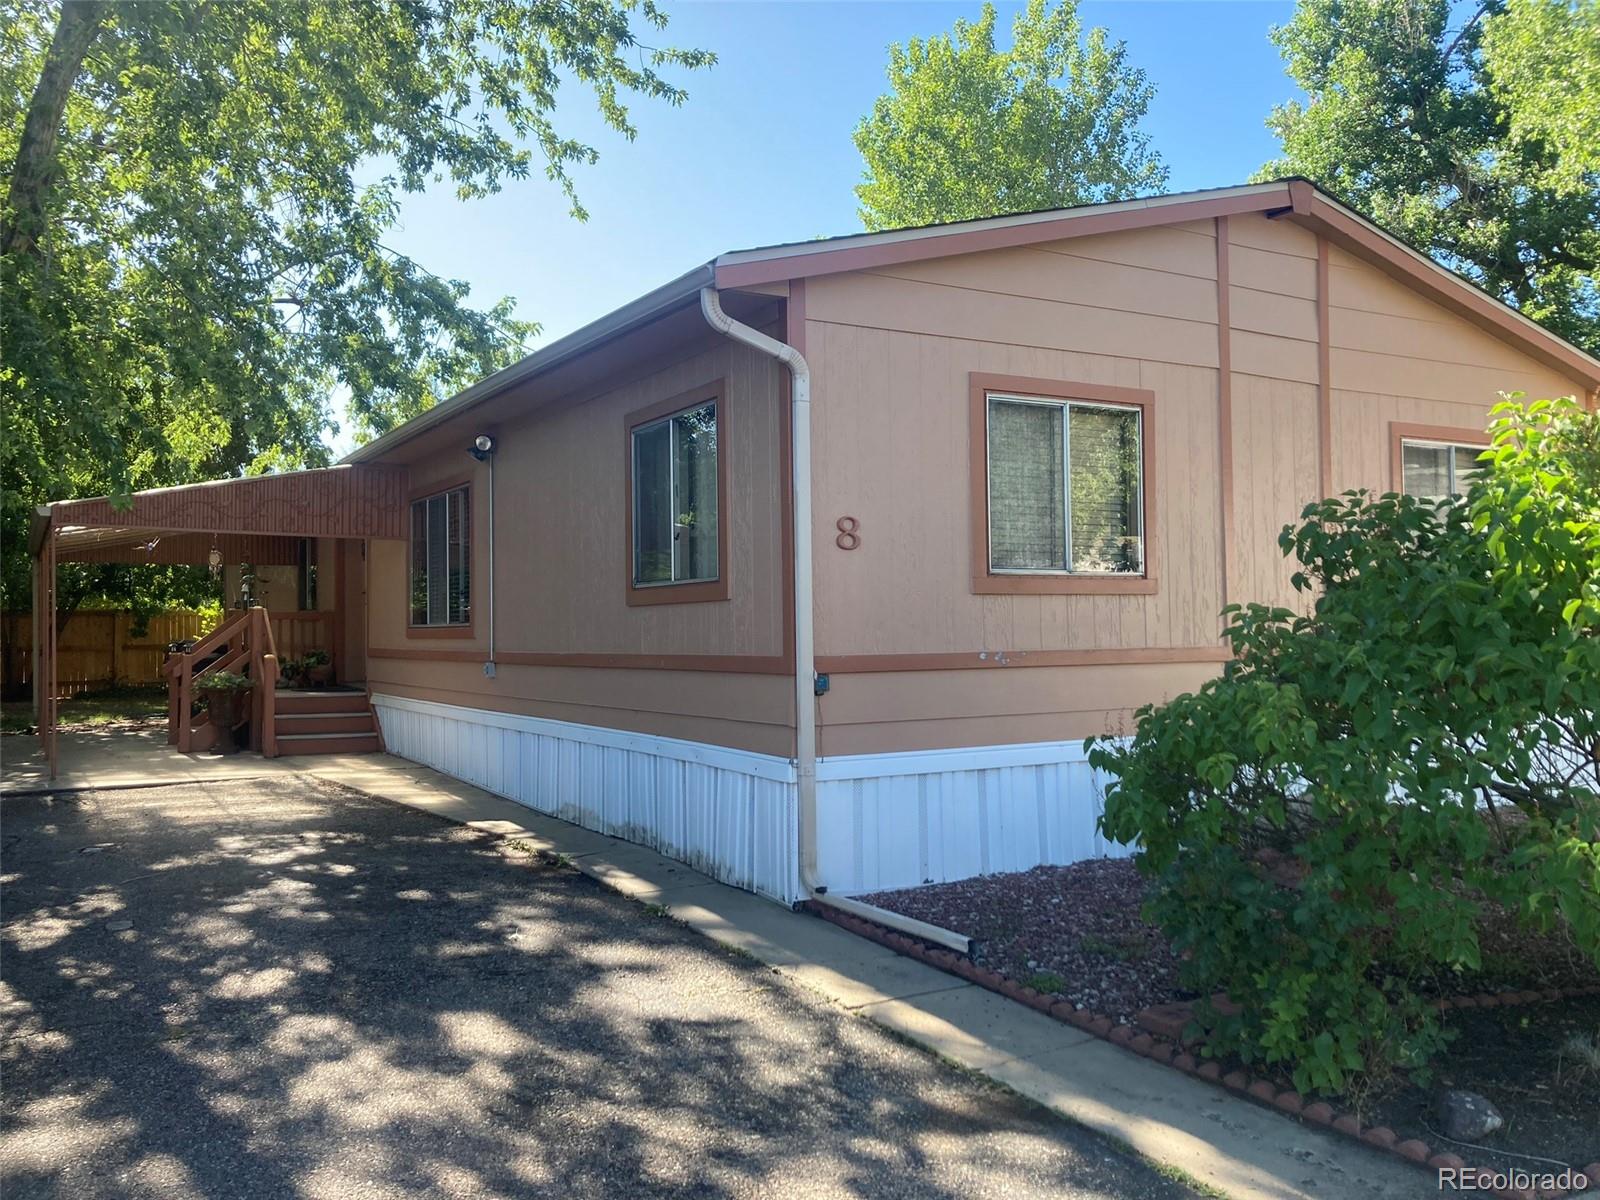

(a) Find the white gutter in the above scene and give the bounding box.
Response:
[698,288,971,957]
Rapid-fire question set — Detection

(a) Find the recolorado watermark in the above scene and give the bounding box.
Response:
[1439,1165,1589,1193]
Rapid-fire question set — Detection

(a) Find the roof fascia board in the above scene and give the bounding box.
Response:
[1285,194,1600,388]
[712,186,1293,289]
[344,262,714,464]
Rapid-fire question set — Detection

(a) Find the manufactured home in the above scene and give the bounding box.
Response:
[30,180,1600,908]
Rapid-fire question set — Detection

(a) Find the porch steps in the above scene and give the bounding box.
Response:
[273,689,379,756]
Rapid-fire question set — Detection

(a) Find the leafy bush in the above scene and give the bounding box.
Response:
[1091,397,1600,1094]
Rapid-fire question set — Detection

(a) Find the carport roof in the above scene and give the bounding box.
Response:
[33,464,409,561]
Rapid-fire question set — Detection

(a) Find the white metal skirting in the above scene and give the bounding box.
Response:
[815,741,1131,897]
[370,695,1128,905]
[370,694,802,903]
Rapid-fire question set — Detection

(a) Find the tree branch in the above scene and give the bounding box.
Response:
[3,0,111,259]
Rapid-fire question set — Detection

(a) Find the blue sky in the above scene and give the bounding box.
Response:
[345,0,1301,447]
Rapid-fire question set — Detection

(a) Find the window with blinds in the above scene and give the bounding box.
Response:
[987,394,1144,575]
[632,401,718,586]
[1400,440,1488,501]
[409,485,471,626]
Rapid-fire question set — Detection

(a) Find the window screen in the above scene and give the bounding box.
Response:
[987,395,1144,575]
[1401,441,1487,501]
[409,486,470,626]
[633,401,719,586]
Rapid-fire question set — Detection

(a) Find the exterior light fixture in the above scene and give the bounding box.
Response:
[469,434,496,461]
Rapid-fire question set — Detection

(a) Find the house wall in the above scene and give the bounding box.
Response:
[803,211,1589,759]
[364,323,795,757]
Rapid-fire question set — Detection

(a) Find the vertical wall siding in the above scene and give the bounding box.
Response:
[816,741,1130,896]
[371,694,801,903]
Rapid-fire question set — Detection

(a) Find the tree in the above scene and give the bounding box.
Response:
[1,0,711,609]
[852,0,1167,232]
[1257,0,1599,357]
[1482,0,1600,194]
[1092,397,1600,1094]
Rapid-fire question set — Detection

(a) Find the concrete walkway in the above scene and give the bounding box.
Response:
[2,734,1427,1200]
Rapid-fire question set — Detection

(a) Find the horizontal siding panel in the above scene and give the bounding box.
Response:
[806,272,1220,370]
[1227,242,1317,300]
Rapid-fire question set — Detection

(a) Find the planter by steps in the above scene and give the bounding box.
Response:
[199,671,254,755]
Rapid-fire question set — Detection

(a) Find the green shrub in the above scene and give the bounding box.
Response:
[1091,396,1600,1095]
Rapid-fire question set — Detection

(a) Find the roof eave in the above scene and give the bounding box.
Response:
[343,261,716,465]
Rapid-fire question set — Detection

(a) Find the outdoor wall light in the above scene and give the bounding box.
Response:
[469,434,496,460]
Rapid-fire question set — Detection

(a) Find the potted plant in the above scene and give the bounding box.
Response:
[199,670,253,754]
[276,657,301,688]
[303,649,333,688]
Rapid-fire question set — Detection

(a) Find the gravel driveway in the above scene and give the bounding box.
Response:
[1,778,1199,1200]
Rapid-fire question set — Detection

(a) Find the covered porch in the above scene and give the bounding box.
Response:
[28,464,408,778]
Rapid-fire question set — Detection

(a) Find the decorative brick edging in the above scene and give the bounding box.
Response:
[803,901,1600,1200]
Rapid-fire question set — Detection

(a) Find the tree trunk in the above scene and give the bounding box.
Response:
[2,0,110,259]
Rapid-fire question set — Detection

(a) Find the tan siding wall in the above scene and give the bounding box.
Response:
[806,211,1589,755]
[818,662,1222,755]
[369,660,793,757]
[365,329,792,755]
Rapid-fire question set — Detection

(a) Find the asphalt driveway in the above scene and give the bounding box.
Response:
[1,777,1199,1199]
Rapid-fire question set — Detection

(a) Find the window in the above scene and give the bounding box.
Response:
[631,400,719,587]
[409,485,470,626]
[986,393,1145,576]
[1400,439,1488,501]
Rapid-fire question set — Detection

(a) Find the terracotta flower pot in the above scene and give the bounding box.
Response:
[201,687,248,754]
[308,664,334,688]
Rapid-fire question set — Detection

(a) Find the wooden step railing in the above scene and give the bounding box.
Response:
[164,606,281,755]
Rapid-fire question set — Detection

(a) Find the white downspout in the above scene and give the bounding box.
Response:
[699,288,970,955]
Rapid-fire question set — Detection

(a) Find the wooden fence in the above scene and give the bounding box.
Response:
[1,609,336,698]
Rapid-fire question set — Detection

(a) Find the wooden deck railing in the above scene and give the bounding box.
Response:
[164,606,283,754]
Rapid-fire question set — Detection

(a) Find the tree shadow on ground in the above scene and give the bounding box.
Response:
[0,777,1188,1199]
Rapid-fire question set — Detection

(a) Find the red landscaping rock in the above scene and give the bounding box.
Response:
[1221,1070,1250,1091]
[1332,1114,1361,1136]
[1129,1033,1154,1054]
[1172,1052,1198,1073]
[1089,1016,1115,1037]
[1049,1000,1076,1022]
[1361,1127,1397,1150]
[1209,992,1242,1017]
[1301,1102,1334,1125]
[1143,1042,1175,1064]
[1108,1024,1135,1045]
[1273,1091,1303,1115]
[1428,1153,1466,1171]
[1069,1008,1099,1030]
[1393,1139,1430,1163]
[1247,1079,1277,1102]
[1583,1164,1600,1191]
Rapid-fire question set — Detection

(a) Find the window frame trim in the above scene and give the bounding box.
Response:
[405,475,476,638]
[624,380,731,607]
[1389,421,1491,498]
[969,373,1158,596]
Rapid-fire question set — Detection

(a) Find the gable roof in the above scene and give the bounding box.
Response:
[347,179,1599,464]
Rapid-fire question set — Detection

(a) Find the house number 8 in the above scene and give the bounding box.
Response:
[835,516,861,551]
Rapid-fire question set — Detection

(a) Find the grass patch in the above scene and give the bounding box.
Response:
[1024,971,1066,995]
[1,685,168,734]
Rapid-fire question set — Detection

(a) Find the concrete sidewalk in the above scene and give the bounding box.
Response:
[296,753,1425,1200]
[0,733,1425,1199]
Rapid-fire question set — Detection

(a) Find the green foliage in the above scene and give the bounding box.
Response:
[1092,397,1600,1095]
[199,670,253,692]
[1482,0,1600,195]
[852,0,1166,231]
[1,0,711,608]
[1257,0,1599,356]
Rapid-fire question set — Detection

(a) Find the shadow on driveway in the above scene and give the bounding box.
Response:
[1,778,1196,1199]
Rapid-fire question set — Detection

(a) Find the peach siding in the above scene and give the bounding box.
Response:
[802,211,1588,753]
[364,323,793,755]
